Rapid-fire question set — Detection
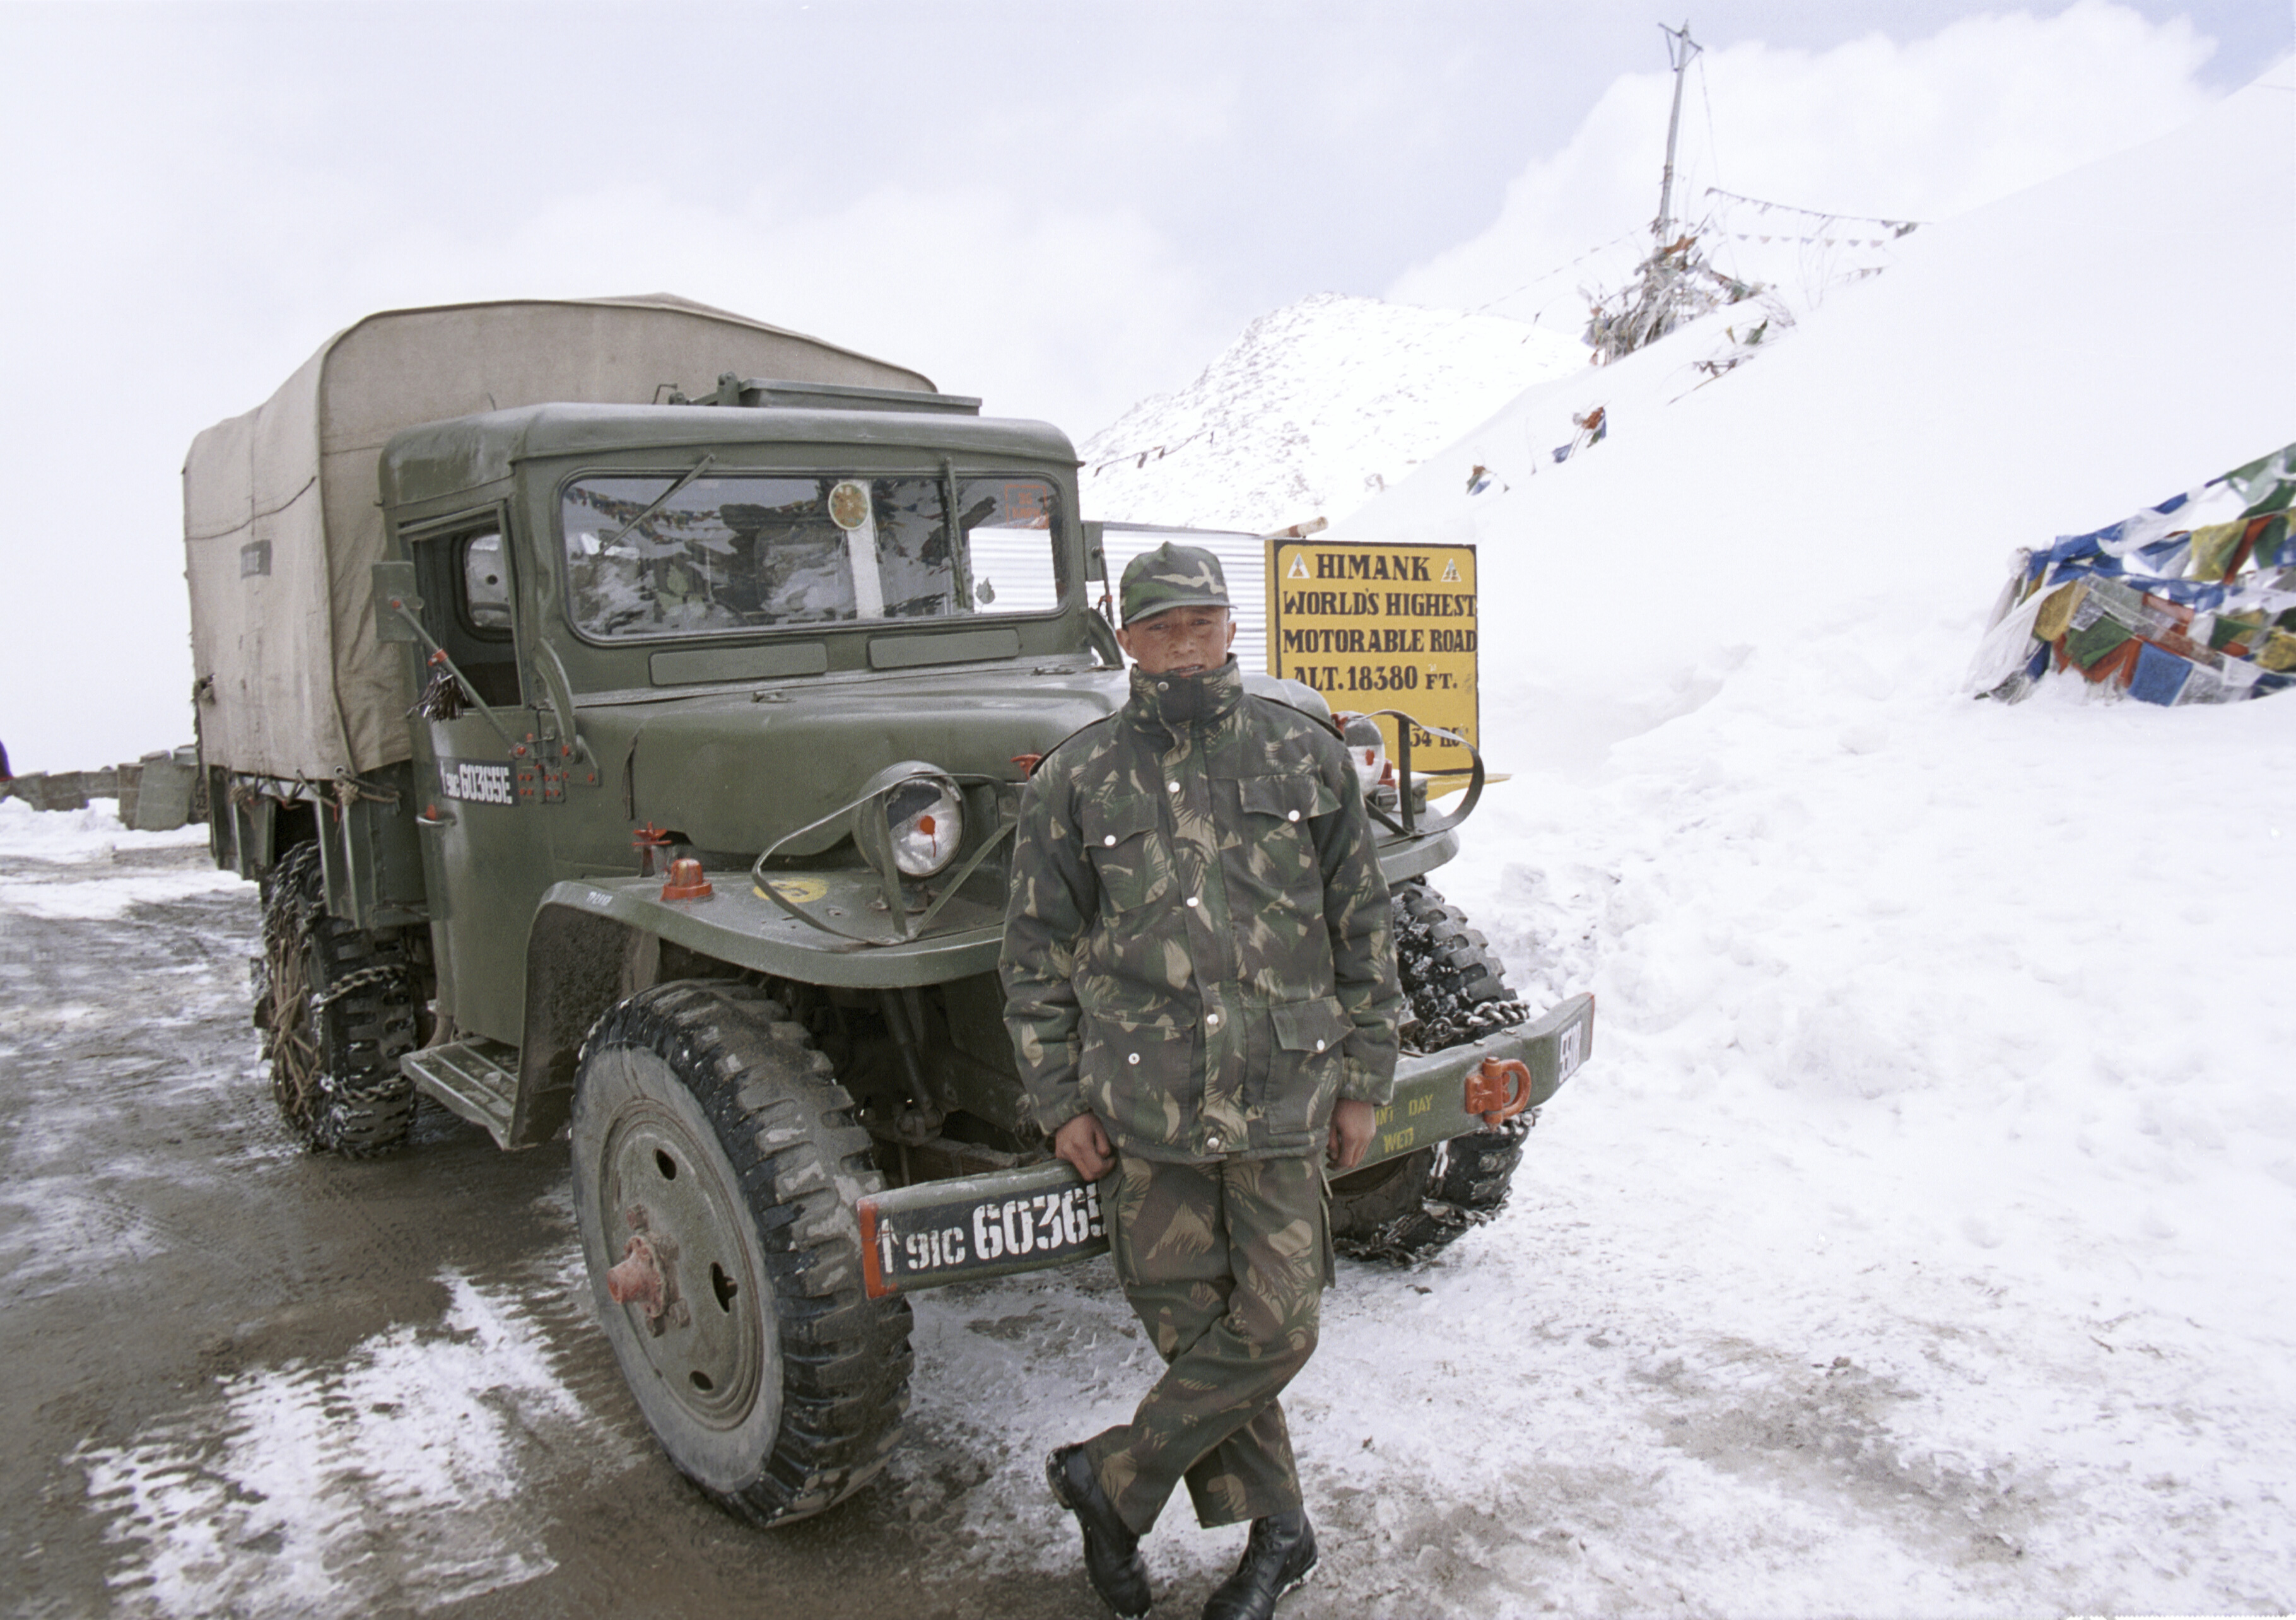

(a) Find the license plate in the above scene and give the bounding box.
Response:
[858,1164,1108,1298]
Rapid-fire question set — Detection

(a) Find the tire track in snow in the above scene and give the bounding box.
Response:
[78,1267,605,1617]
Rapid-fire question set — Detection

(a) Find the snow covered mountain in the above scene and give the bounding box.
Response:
[1077,291,1584,534]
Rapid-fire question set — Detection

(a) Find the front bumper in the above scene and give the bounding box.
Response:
[857,993,1594,1298]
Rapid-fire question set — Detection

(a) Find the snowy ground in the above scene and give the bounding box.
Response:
[13,785,2288,1616]
[0,802,240,920]
[901,647,2296,1616]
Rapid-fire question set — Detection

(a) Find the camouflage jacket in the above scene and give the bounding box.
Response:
[1000,658,1401,1163]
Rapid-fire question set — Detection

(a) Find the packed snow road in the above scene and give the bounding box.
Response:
[0,828,1085,1620]
[2,810,2287,1617]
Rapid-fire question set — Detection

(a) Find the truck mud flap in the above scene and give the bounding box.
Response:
[857,993,1593,1299]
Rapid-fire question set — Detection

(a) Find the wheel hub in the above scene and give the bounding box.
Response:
[605,1224,688,1332]
[600,1103,766,1429]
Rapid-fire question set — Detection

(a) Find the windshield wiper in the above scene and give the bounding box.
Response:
[601,454,716,551]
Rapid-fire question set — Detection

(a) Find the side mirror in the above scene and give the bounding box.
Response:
[1083,609,1124,668]
[372,561,424,644]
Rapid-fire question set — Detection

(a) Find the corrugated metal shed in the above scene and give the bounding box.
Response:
[1100,523,1272,672]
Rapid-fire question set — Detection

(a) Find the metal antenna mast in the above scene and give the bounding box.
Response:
[1586,18,1743,364]
[1655,21,1701,242]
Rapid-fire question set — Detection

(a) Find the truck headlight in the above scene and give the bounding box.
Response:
[1339,713,1389,797]
[885,777,963,878]
[851,762,964,881]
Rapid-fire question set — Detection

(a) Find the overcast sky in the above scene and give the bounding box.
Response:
[0,0,2285,773]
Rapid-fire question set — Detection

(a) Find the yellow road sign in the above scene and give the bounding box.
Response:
[1265,540,1479,778]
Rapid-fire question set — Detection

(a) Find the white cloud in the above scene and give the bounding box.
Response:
[1390,1,2220,326]
[219,179,1227,435]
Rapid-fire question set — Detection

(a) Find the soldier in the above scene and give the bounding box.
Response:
[1002,542,1402,1620]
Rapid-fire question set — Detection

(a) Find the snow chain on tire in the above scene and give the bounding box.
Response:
[255,842,421,1156]
[313,962,413,1011]
[1330,878,1533,1264]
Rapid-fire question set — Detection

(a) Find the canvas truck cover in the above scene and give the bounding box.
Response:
[184,295,937,779]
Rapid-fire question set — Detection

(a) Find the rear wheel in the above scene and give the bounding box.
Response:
[1330,879,1531,1262]
[570,980,913,1525]
[255,842,419,1154]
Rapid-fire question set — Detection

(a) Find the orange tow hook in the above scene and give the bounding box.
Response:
[1464,1057,1532,1126]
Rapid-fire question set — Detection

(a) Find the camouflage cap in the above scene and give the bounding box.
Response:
[1119,541,1231,626]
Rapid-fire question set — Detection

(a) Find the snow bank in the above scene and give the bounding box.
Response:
[1293,61,2296,1612]
[0,795,209,861]
[0,797,244,919]
[1338,64,2296,753]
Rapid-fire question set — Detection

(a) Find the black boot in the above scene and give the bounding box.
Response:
[1201,1510,1316,1620]
[1046,1445,1154,1619]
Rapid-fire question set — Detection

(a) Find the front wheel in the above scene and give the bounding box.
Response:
[570,980,912,1525]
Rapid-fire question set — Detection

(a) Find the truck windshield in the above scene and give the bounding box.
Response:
[561,472,1065,640]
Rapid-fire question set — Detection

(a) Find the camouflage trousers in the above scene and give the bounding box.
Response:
[1084,1153,1332,1534]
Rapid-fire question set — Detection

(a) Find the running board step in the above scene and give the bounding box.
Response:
[402,1038,520,1148]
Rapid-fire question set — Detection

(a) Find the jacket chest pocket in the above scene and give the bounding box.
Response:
[1235,772,1338,896]
[1079,797,1173,913]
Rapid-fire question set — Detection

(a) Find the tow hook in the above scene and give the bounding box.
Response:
[1464,1057,1532,1126]
[606,1206,690,1335]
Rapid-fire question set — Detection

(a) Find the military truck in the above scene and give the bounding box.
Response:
[184,295,1594,1528]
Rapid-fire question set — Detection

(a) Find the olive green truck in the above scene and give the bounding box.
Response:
[183,295,1593,1526]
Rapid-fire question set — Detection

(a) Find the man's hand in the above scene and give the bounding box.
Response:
[1053,1112,1115,1181]
[1328,1098,1375,1171]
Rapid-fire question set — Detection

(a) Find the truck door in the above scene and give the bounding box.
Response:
[403,515,559,1046]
